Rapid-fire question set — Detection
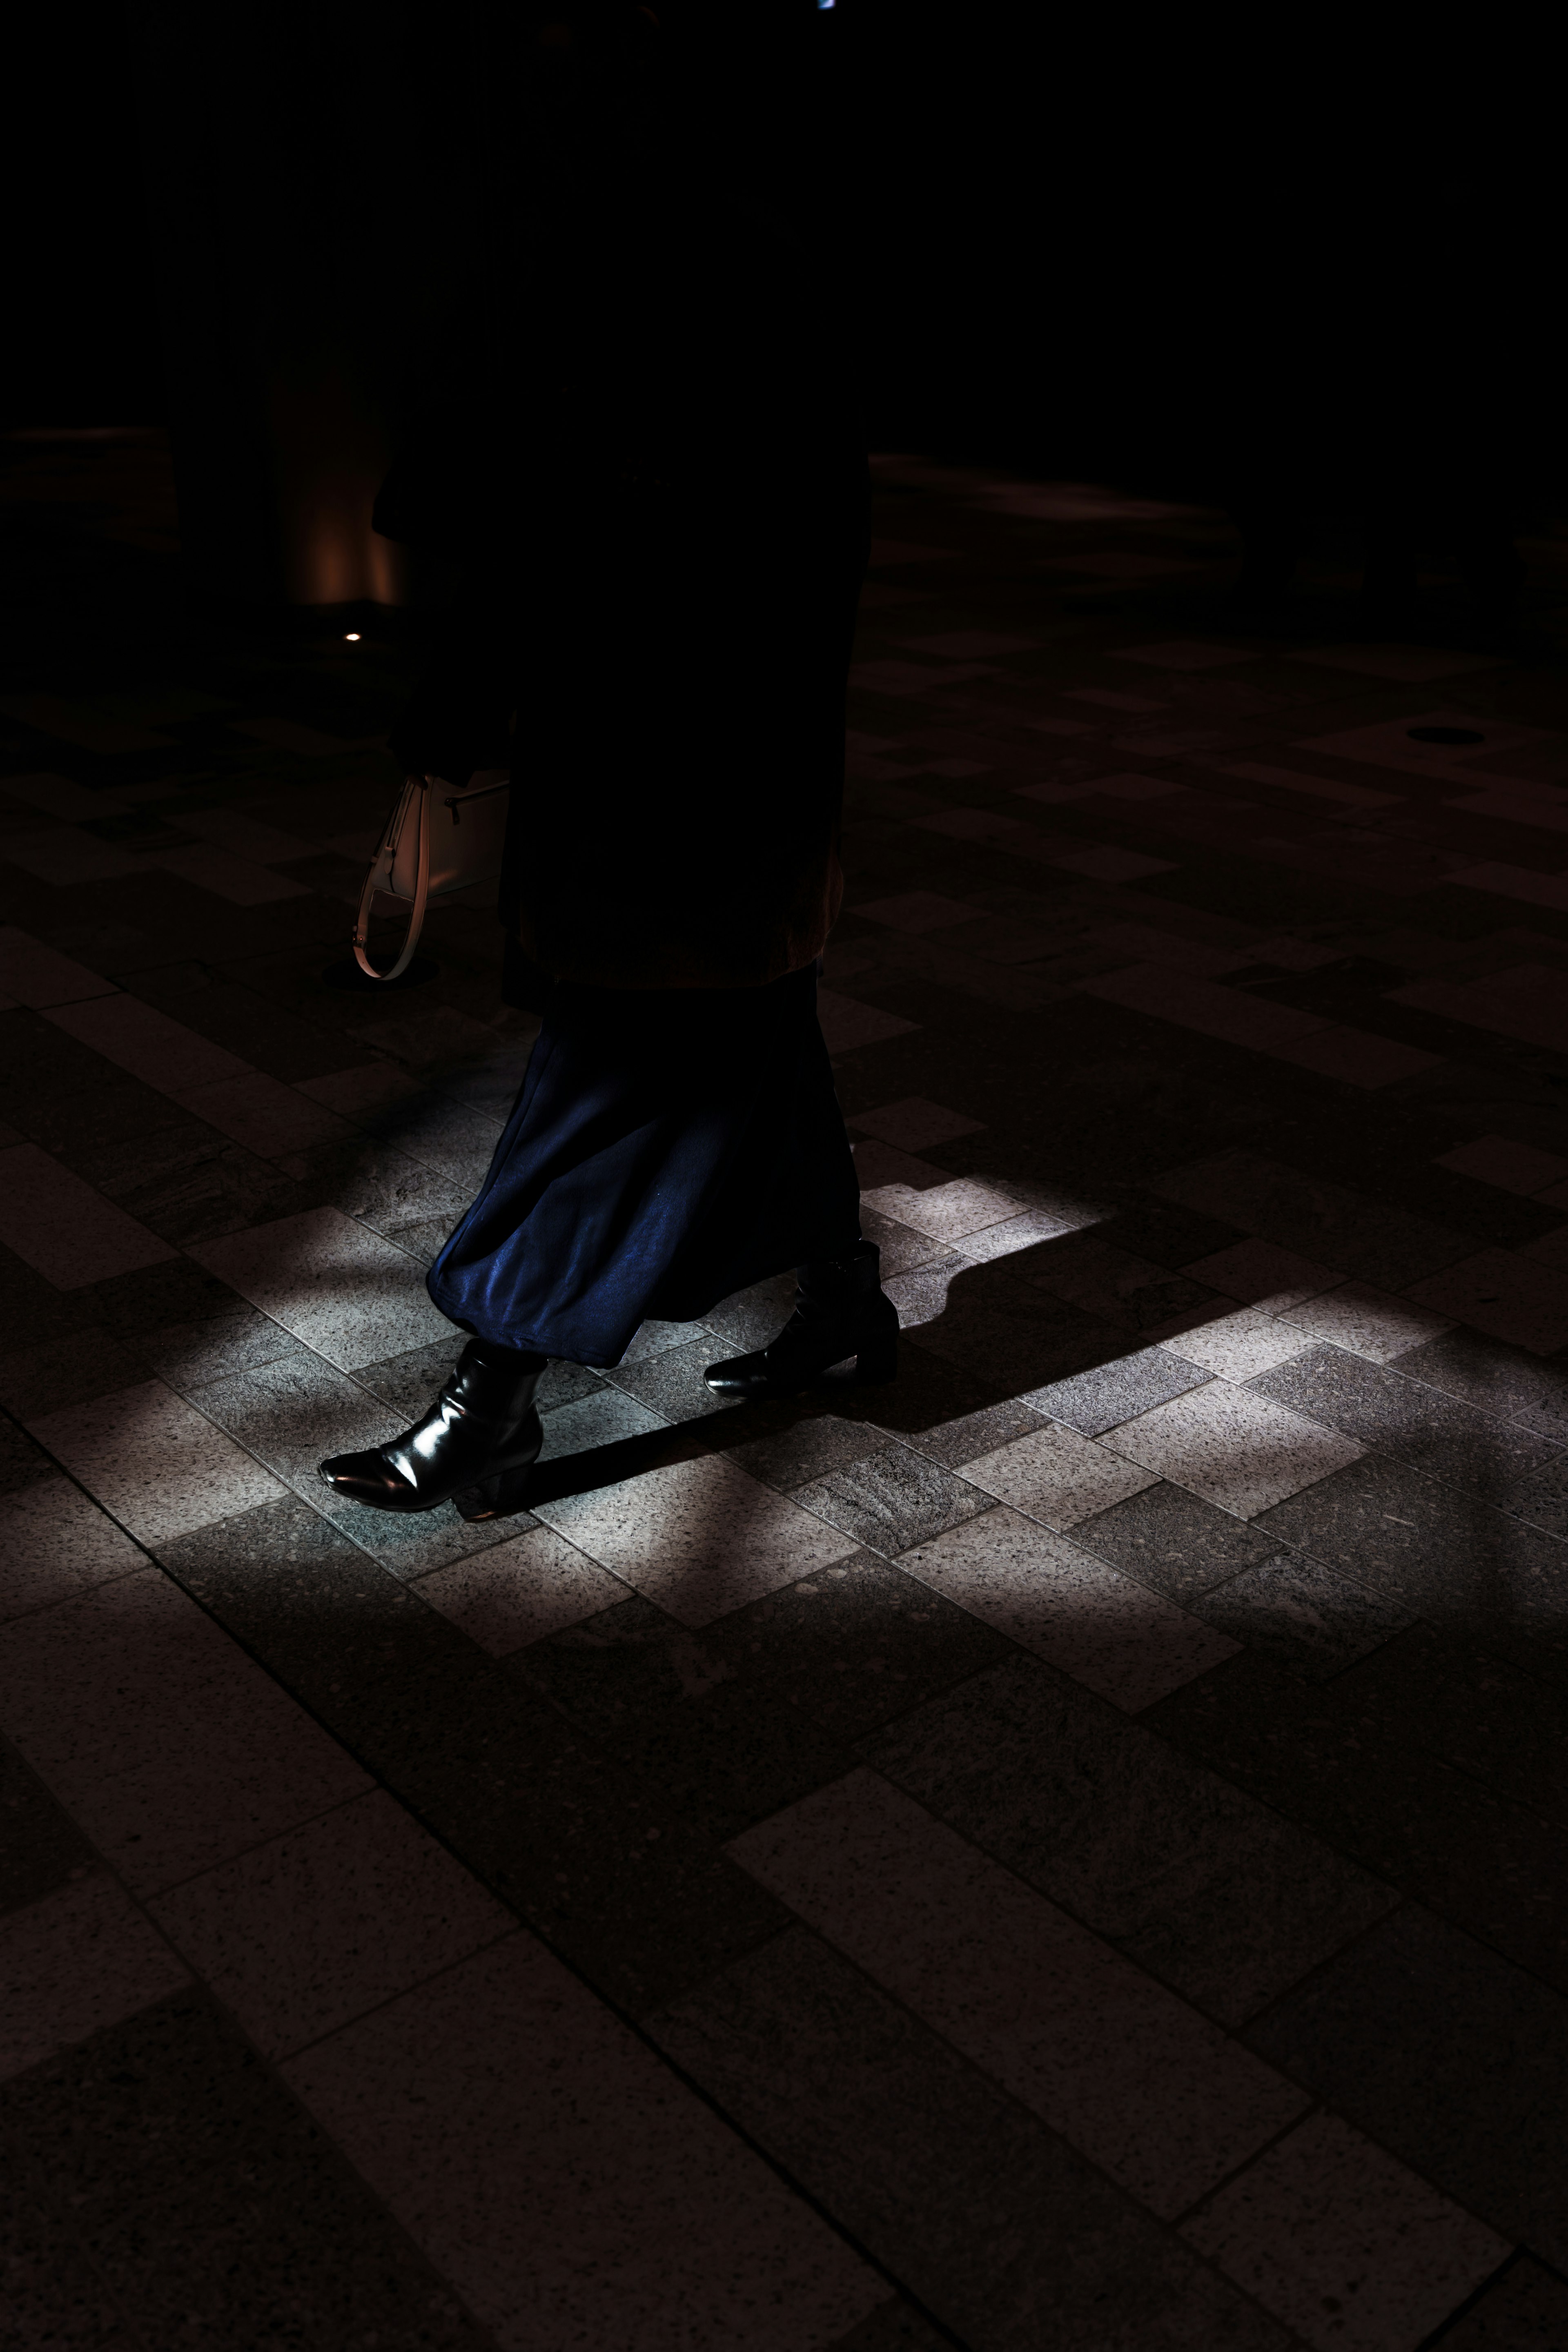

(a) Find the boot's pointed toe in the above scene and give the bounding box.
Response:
[318,1450,423,1509]
[316,1341,546,1515]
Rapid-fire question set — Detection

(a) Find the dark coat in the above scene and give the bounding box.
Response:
[377,173,867,994]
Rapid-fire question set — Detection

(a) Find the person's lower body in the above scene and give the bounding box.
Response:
[319,963,895,1518]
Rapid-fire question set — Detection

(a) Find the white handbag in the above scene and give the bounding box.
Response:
[352,768,511,980]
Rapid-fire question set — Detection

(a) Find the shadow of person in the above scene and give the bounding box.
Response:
[531,1247,1143,1510]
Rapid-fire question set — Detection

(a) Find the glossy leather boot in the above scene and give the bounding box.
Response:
[704,1242,899,1401]
[319,1339,545,1522]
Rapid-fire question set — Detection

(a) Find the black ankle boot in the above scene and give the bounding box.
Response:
[320,1339,545,1522]
[704,1243,899,1401]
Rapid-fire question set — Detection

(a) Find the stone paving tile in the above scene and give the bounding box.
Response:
[1150,1149,1472,1291]
[0,1326,149,1411]
[904,1394,1049,1467]
[1,1874,189,2085]
[793,1442,991,1556]
[962,1419,1158,1526]
[0,1735,98,1918]
[138,1302,309,1386]
[1101,1379,1365,1519]
[43,991,251,1092]
[1407,1247,1568,1355]
[1330,1623,1568,1827]
[895,1504,1238,1711]
[1249,1341,1563,1501]
[1434,2259,1568,2351]
[413,1524,629,1656]
[1182,2109,1506,2352]
[290,1933,888,2352]
[1147,1648,1568,1991]
[605,1334,741,1423]
[863,1657,1397,2028]
[507,1595,744,1743]
[1253,1451,1568,1675]
[0,1477,147,1621]
[159,1496,791,2017]
[1023,1231,1222,1335]
[702,1552,1019,1745]
[0,1564,370,1894]
[0,925,119,1009]
[1190,1549,1415,1681]
[537,1454,859,1628]
[190,1349,400,1510]
[1275,1279,1453,1362]
[1071,1479,1284,1603]
[0,1139,179,1288]
[648,1929,1296,2352]
[591,1672,855,1846]
[1024,1344,1213,1434]
[191,1205,454,1369]
[1245,1904,1568,2268]
[823,2298,953,2352]
[26,1376,285,1544]
[537,1383,670,1461]
[1436,1134,1568,1194]
[0,1991,495,2351]
[0,1414,54,1498]
[149,1789,517,2060]
[1181,1237,1345,1309]
[1162,1304,1317,1383]
[1393,1327,1568,1442]
[729,1771,1307,2220]
[726,1410,892,1493]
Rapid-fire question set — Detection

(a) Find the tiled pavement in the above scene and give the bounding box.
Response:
[5,434,1568,2348]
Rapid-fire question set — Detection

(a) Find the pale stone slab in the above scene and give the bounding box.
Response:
[1278,1282,1453,1364]
[1405,1248,1568,1356]
[413,1524,629,1655]
[1101,1383,1364,1519]
[537,1454,858,1628]
[0,926,117,1008]
[0,1141,178,1287]
[898,1506,1237,1711]
[1435,1134,1568,1195]
[45,991,251,1091]
[0,1476,147,1620]
[192,1207,454,1369]
[847,1097,986,1151]
[27,1379,285,1544]
[860,1177,1025,1243]
[1183,2111,1508,2352]
[1165,1306,1318,1383]
[174,1071,356,1156]
[285,1935,885,2352]
[0,1875,189,2085]
[730,1771,1307,2220]
[0,1566,370,1892]
[963,1423,1158,1528]
[151,1790,515,2058]
[1275,1025,1441,1089]
[1181,1239,1343,1311]
[815,990,920,1054]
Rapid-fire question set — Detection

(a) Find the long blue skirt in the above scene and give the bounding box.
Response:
[426,964,861,1367]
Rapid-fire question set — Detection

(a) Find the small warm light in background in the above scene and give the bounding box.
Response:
[344,632,361,641]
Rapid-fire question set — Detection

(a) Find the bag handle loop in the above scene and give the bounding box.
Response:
[352,776,432,982]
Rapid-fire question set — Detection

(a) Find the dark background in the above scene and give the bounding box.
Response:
[4,2,1559,515]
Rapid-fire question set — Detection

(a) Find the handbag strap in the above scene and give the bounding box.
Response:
[352,776,432,981]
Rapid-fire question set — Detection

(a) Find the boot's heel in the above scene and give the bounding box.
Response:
[454,1460,536,1523]
[452,1409,543,1524]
